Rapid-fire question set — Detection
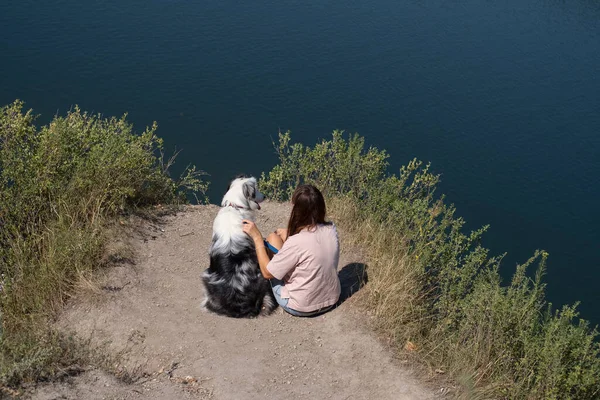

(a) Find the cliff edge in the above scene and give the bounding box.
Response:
[29,202,435,400]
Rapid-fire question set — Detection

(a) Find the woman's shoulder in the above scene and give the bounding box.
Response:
[284,223,338,253]
[319,221,337,232]
[298,222,338,239]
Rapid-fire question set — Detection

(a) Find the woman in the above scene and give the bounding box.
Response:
[242,184,341,317]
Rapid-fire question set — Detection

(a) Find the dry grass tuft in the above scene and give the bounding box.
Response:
[260,130,600,399]
[0,101,206,388]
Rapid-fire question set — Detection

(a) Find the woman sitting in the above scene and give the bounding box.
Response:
[242,184,341,317]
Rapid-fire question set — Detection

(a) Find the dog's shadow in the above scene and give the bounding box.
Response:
[336,262,368,306]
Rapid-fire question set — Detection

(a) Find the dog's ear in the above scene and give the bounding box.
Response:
[243,180,256,200]
[227,174,249,191]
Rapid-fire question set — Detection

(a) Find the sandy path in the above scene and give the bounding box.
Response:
[30,202,435,400]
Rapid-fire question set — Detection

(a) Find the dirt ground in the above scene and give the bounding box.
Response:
[27,202,437,400]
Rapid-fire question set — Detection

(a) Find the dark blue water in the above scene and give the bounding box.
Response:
[2,0,599,322]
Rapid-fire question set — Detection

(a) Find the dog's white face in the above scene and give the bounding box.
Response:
[221,176,265,210]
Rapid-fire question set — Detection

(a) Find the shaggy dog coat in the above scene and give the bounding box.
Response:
[201,176,276,318]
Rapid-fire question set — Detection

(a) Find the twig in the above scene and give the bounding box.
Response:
[102,282,131,292]
[166,361,180,378]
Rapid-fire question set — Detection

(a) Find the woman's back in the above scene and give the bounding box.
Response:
[268,223,341,312]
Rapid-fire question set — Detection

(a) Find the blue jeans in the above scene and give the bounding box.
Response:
[270,279,334,317]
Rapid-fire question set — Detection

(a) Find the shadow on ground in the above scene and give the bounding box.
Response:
[337,262,368,305]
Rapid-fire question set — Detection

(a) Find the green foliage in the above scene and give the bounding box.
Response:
[260,131,600,399]
[0,100,207,386]
[260,130,389,202]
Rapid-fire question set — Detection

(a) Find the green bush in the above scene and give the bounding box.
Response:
[260,130,600,399]
[0,101,207,386]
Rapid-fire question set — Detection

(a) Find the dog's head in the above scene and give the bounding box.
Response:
[222,175,265,210]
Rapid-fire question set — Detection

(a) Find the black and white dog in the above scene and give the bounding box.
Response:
[201,176,277,318]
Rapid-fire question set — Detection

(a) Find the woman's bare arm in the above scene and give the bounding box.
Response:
[276,228,288,242]
[253,239,274,279]
[242,220,274,279]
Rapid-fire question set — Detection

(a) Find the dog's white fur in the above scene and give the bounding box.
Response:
[201,176,275,317]
[211,177,264,255]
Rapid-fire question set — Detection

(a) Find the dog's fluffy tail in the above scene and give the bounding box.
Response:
[260,291,277,316]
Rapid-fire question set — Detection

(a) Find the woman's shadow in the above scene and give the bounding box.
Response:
[337,262,368,306]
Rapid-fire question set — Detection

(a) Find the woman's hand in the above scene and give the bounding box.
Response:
[243,219,274,279]
[242,219,263,242]
[276,228,288,242]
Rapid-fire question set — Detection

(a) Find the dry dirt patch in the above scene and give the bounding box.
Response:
[28,202,435,400]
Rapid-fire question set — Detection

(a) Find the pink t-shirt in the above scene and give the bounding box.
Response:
[267,224,341,312]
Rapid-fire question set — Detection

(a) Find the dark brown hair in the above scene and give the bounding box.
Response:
[287,185,329,237]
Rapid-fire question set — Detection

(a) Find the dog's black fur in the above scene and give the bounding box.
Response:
[201,176,277,318]
[203,239,275,318]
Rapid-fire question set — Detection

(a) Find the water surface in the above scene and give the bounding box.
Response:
[1,0,599,321]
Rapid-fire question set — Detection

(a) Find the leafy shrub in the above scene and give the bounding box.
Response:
[0,100,207,386]
[260,130,600,399]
